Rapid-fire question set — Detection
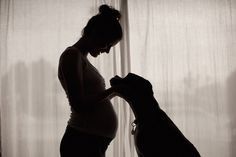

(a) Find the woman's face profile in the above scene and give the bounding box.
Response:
[89,38,120,57]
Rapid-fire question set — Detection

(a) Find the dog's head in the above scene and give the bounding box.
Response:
[110,73,154,104]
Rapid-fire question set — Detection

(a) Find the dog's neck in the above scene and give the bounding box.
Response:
[130,96,161,124]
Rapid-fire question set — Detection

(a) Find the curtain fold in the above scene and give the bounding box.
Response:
[1,0,236,157]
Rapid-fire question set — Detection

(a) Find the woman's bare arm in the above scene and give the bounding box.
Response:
[60,48,116,112]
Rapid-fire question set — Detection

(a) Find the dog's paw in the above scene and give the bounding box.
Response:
[111,84,133,103]
[110,75,123,86]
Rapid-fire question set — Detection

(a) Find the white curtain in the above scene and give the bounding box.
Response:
[0,0,236,157]
[127,0,236,157]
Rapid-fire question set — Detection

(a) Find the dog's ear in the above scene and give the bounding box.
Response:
[124,73,154,95]
[126,73,140,80]
[124,73,147,85]
[110,75,123,86]
[123,73,138,83]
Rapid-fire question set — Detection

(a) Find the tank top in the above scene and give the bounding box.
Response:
[58,46,118,138]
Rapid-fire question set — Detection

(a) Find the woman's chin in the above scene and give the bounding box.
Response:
[90,52,101,57]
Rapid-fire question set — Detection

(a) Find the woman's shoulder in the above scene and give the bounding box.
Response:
[61,46,82,57]
[60,46,83,61]
[59,46,86,68]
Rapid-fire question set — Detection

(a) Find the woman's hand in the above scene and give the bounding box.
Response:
[110,75,125,96]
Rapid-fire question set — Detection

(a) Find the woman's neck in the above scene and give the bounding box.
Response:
[73,38,89,57]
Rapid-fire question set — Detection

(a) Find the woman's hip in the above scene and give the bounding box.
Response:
[60,126,112,157]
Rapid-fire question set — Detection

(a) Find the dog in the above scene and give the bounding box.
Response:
[110,73,201,157]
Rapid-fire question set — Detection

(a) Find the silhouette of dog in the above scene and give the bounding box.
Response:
[110,73,201,157]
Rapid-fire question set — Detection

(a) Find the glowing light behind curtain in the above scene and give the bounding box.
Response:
[127,0,236,157]
[0,0,95,156]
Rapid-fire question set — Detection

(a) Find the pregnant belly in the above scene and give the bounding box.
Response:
[68,100,118,138]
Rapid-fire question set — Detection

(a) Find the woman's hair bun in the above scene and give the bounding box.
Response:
[99,5,121,20]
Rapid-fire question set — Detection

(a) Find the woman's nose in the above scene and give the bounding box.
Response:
[105,46,111,53]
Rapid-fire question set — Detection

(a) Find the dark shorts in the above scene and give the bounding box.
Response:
[60,126,113,157]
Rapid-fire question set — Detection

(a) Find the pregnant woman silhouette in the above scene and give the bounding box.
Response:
[58,5,122,157]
